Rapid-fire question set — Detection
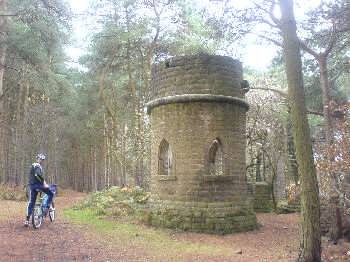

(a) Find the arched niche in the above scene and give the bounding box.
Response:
[208,138,224,176]
[158,139,172,176]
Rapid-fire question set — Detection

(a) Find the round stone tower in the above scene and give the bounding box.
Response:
[146,55,257,234]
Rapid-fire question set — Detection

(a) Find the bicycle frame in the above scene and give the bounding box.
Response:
[31,185,57,229]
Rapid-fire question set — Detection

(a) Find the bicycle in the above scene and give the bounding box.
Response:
[32,184,57,229]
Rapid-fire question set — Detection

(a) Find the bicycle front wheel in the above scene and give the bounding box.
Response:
[49,202,55,222]
[32,205,43,229]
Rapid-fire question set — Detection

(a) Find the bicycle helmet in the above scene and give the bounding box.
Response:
[36,153,46,160]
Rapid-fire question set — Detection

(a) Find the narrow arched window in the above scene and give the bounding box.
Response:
[159,139,172,176]
[209,138,223,176]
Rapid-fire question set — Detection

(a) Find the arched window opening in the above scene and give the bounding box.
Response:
[209,138,223,176]
[159,139,172,176]
[255,152,262,182]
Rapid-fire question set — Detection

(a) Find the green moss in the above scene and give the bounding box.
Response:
[63,208,234,259]
[150,203,257,234]
[254,199,274,213]
[276,200,300,214]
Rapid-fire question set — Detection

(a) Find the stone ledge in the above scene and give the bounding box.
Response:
[202,175,235,182]
[149,199,254,209]
[157,175,177,181]
[146,94,249,114]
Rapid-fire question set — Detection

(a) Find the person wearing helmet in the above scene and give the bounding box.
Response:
[24,153,54,227]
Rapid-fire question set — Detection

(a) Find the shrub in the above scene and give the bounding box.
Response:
[286,183,300,205]
[74,186,151,221]
[275,200,300,214]
[0,184,27,201]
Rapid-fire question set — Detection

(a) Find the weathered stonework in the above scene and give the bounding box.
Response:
[253,182,273,212]
[146,55,257,234]
[320,196,344,241]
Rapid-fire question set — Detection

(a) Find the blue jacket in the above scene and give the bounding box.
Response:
[28,163,44,186]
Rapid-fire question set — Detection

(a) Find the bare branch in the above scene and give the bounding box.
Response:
[252,0,280,28]
[252,1,270,16]
[254,33,283,47]
[251,87,324,117]
[268,0,281,27]
[336,40,350,54]
[99,48,118,123]
[299,40,320,59]
[250,87,287,98]
[323,20,337,57]
[0,13,18,17]
[330,70,343,83]
[0,63,20,72]
[335,187,350,205]
[306,109,323,117]
[255,17,279,29]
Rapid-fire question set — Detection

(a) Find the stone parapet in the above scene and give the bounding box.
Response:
[149,55,244,102]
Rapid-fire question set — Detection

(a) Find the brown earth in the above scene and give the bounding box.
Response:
[0,191,147,262]
[0,192,349,262]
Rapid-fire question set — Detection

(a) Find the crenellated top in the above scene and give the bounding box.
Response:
[147,55,248,113]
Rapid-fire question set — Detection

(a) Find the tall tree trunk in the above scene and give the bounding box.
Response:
[319,53,343,243]
[103,114,107,189]
[319,55,342,243]
[300,15,342,243]
[286,109,299,185]
[121,125,127,186]
[94,146,97,191]
[0,0,7,184]
[279,0,321,261]
[319,55,333,143]
[107,136,111,188]
[0,0,6,105]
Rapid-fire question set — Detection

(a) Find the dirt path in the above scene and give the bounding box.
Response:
[0,193,147,262]
[0,193,349,262]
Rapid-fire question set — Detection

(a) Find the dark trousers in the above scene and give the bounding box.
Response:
[26,184,54,217]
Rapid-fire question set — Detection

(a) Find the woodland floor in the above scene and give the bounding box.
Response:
[0,192,349,262]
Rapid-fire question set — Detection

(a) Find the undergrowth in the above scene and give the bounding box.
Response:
[64,207,231,259]
[65,186,232,259]
[72,186,151,222]
[0,184,27,201]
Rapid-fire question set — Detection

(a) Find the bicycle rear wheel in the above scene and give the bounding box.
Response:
[32,205,43,229]
[49,202,55,222]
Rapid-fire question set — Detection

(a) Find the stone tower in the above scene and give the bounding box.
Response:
[146,55,257,234]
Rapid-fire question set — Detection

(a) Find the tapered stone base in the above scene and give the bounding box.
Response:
[149,199,257,234]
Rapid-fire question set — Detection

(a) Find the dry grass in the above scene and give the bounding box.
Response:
[0,184,27,201]
[0,200,25,223]
[64,209,301,261]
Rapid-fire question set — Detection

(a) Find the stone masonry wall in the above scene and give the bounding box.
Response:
[253,182,273,212]
[147,55,257,234]
[149,55,244,101]
[150,103,248,202]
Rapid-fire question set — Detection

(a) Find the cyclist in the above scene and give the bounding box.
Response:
[24,153,54,227]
